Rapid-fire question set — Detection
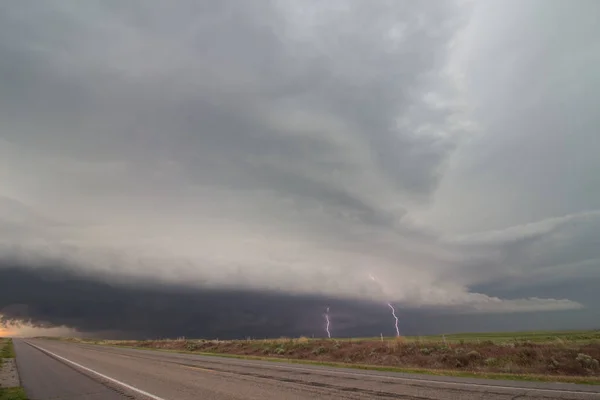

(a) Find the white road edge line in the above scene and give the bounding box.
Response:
[26,342,167,400]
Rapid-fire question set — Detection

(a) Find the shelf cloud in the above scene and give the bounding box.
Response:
[1,0,599,336]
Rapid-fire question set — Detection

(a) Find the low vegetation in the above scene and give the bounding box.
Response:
[0,339,27,400]
[0,340,15,360]
[62,330,600,383]
[397,330,600,344]
[0,387,27,400]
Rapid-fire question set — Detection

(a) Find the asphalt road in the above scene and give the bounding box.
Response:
[13,339,600,400]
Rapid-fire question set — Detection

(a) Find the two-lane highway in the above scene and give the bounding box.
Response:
[13,339,600,399]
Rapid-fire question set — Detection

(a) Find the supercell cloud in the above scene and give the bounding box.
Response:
[1,0,599,336]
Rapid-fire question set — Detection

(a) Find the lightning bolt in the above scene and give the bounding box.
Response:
[387,303,400,337]
[324,307,331,338]
[369,273,401,337]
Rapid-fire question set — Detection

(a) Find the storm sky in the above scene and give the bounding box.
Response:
[1,0,600,337]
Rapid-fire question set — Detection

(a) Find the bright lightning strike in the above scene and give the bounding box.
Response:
[324,307,331,338]
[369,273,401,337]
[387,303,400,337]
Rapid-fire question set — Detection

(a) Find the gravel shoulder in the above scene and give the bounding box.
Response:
[0,358,20,389]
[0,339,20,389]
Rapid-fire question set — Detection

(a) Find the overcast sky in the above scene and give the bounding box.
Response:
[2,0,600,337]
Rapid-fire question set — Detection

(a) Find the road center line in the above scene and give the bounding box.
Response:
[26,342,167,400]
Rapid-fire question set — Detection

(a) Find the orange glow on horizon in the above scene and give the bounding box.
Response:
[0,327,15,337]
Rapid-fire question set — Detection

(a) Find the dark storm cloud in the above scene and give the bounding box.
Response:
[0,259,429,339]
[2,259,593,339]
[1,0,598,336]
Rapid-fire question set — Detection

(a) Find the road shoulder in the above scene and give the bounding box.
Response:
[13,339,132,400]
[0,338,25,400]
[1,338,21,388]
[0,358,20,389]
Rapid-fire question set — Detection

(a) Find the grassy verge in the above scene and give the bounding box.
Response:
[0,387,27,400]
[0,340,27,400]
[0,340,15,359]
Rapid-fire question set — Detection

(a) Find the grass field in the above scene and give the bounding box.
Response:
[59,329,600,383]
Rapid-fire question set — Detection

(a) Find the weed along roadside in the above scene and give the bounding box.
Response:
[0,339,27,400]
[60,330,600,385]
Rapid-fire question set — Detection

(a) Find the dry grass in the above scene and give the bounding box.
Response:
[0,340,14,360]
[65,334,600,379]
